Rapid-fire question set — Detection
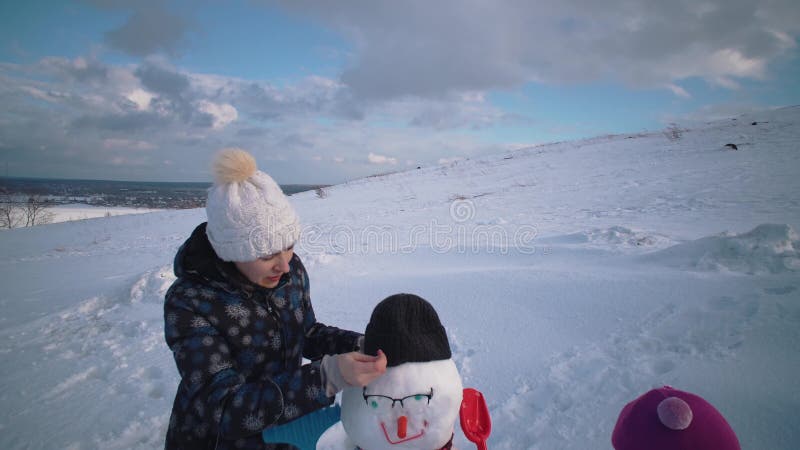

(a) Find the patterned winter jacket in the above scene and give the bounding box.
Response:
[164,223,361,450]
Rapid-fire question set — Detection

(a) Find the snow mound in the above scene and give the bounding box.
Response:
[491,290,762,449]
[130,266,175,304]
[542,226,675,252]
[643,224,800,274]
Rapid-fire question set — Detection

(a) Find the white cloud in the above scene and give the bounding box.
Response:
[276,0,800,98]
[709,77,741,90]
[709,48,766,79]
[109,155,148,166]
[663,103,772,125]
[769,30,796,48]
[666,84,692,99]
[367,152,398,165]
[383,93,514,130]
[1,54,516,182]
[197,100,238,129]
[102,3,189,57]
[20,86,56,101]
[126,89,154,110]
[102,138,156,151]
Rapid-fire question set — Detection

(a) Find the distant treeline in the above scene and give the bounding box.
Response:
[0,177,327,209]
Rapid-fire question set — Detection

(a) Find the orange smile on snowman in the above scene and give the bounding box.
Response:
[380,417,428,444]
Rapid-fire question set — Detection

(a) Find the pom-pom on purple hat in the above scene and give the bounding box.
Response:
[612,386,740,450]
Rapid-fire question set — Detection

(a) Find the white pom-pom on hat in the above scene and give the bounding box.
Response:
[212,148,257,184]
[657,397,693,430]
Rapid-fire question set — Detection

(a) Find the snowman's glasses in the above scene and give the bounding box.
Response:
[362,387,434,410]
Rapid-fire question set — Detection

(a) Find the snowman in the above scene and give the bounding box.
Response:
[341,294,463,450]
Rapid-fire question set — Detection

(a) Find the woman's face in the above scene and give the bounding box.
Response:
[234,247,294,288]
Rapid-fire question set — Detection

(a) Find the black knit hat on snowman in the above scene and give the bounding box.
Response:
[364,293,452,367]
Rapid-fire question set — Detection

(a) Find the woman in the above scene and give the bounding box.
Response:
[164,149,386,449]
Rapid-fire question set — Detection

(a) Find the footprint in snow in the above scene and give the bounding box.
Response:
[492,292,761,449]
[448,329,476,381]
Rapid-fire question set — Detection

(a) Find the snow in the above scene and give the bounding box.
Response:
[47,204,164,224]
[1,106,800,449]
[641,223,800,274]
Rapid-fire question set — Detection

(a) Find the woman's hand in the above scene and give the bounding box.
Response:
[337,349,388,386]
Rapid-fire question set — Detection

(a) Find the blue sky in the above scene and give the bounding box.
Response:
[1,0,798,183]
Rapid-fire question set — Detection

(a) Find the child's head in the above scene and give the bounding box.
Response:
[612,386,740,450]
[205,148,300,262]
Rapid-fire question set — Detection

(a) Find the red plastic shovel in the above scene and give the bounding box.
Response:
[460,388,491,450]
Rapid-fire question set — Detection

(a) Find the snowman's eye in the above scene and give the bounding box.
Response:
[414,395,423,401]
[370,400,379,409]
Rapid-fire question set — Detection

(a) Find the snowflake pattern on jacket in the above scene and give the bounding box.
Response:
[164,223,361,450]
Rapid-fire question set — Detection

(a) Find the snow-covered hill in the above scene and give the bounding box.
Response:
[1,106,799,449]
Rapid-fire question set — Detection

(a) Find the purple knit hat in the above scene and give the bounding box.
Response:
[612,386,740,450]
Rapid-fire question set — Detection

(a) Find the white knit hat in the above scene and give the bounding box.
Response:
[205,148,301,262]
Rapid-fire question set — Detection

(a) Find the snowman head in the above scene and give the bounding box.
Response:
[341,294,463,449]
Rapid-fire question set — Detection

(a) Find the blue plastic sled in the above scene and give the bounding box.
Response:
[262,404,341,450]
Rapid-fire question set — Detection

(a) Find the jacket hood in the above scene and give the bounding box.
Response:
[174,222,236,284]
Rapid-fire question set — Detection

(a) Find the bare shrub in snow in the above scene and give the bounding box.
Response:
[0,194,24,229]
[0,195,54,228]
[23,196,55,227]
[664,123,683,141]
